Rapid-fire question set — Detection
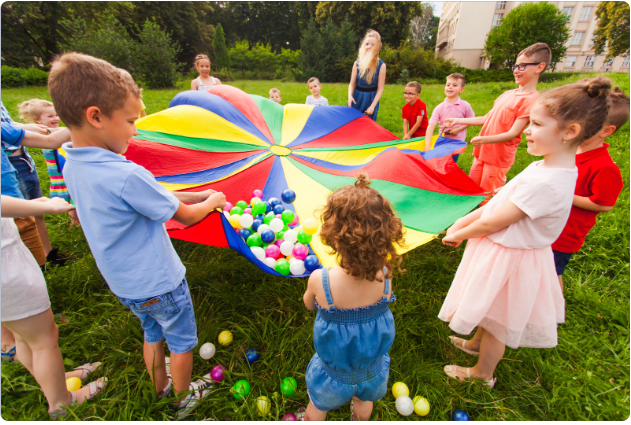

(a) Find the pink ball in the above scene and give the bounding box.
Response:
[292,243,308,260]
[276,214,282,219]
[289,214,300,226]
[223,202,233,212]
[274,239,284,248]
[244,208,251,215]
[265,244,281,259]
[252,189,263,199]
[210,365,226,382]
[281,413,297,421]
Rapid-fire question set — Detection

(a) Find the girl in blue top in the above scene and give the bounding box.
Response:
[348,30,387,122]
[302,173,405,421]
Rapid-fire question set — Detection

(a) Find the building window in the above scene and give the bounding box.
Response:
[496,1,506,9]
[579,6,592,21]
[571,31,584,46]
[590,34,596,45]
[565,56,577,67]
[622,56,630,68]
[602,58,614,67]
[562,6,573,17]
[584,56,596,67]
[492,13,504,27]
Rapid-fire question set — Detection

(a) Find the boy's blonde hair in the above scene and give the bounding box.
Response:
[607,87,630,134]
[269,88,281,96]
[357,29,382,85]
[48,53,141,128]
[518,42,552,71]
[406,81,422,94]
[307,77,320,85]
[18,99,53,123]
[447,73,466,87]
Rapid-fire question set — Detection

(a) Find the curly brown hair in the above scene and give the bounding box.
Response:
[319,173,406,282]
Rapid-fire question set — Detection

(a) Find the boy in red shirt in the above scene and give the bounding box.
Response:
[402,81,428,139]
[552,86,629,290]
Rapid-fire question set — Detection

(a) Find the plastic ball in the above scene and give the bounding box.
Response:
[302,218,318,235]
[288,257,299,265]
[244,208,251,215]
[256,395,271,416]
[252,219,263,232]
[263,212,275,225]
[261,229,276,244]
[251,246,265,261]
[235,200,248,210]
[281,189,296,204]
[280,241,295,256]
[412,396,430,416]
[250,197,261,206]
[210,365,226,382]
[396,395,414,416]
[265,202,273,213]
[223,211,230,219]
[280,210,295,224]
[283,229,298,244]
[268,197,281,207]
[257,224,271,235]
[277,230,285,241]
[289,214,300,226]
[199,342,216,360]
[238,214,253,229]
[275,259,290,276]
[452,410,470,421]
[263,257,277,269]
[270,218,284,233]
[274,239,284,248]
[247,233,262,247]
[292,244,309,260]
[245,348,261,364]
[281,413,297,421]
[232,380,251,400]
[66,377,82,391]
[290,260,306,276]
[239,228,252,240]
[218,330,233,346]
[296,230,312,244]
[280,377,298,396]
[228,214,241,228]
[265,244,281,259]
[255,213,265,221]
[223,201,233,212]
[252,189,263,199]
[392,382,409,398]
[273,204,285,215]
[252,202,267,216]
[230,206,244,216]
[304,255,320,271]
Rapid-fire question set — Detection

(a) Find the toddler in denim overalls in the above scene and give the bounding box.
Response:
[302,173,404,421]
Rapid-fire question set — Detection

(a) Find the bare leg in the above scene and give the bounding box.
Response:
[34,215,52,256]
[470,328,505,381]
[143,340,168,393]
[305,401,327,421]
[68,209,80,226]
[170,350,193,401]
[558,275,563,292]
[351,397,373,420]
[1,323,16,352]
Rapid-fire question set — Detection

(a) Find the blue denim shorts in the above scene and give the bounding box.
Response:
[553,249,573,276]
[306,354,390,412]
[117,279,198,354]
[9,153,42,200]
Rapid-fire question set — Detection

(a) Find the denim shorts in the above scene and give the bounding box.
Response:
[553,250,573,276]
[117,279,198,354]
[306,354,390,412]
[9,154,42,200]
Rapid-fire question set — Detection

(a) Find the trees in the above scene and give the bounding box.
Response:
[593,1,630,59]
[213,23,231,70]
[484,2,571,69]
[408,3,440,50]
[135,20,182,89]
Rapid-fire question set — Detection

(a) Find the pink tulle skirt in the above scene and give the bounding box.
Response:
[438,236,565,349]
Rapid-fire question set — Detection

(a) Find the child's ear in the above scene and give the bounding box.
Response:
[85,106,104,129]
[564,122,581,142]
[600,124,617,138]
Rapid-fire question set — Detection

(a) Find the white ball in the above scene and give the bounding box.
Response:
[269,218,284,233]
[257,224,271,235]
[223,211,230,219]
[289,257,299,265]
[283,229,298,244]
[263,257,277,269]
[289,259,306,275]
[395,395,414,416]
[199,342,216,360]
[251,246,265,261]
[239,214,254,229]
[280,241,295,256]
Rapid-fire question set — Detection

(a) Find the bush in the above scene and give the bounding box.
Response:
[1,66,25,88]
[1,66,49,88]
[22,67,49,86]
[134,20,182,89]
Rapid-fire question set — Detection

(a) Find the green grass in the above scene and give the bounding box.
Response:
[1,73,629,420]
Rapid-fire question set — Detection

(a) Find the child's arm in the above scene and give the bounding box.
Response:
[446,206,485,236]
[191,79,199,91]
[1,195,74,218]
[404,116,423,140]
[444,124,468,135]
[171,189,217,204]
[442,114,487,128]
[572,195,614,212]
[402,119,409,139]
[347,62,358,107]
[172,191,226,226]
[425,123,436,147]
[20,127,71,150]
[9,122,50,135]
[470,117,529,147]
[302,270,321,311]
[365,63,387,116]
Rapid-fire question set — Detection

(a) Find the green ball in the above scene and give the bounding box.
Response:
[247,233,262,247]
[276,230,285,241]
[230,206,244,216]
[236,200,248,210]
[275,259,290,276]
[280,377,297,396]
[252,201,267,216]
[297,230,312,244]
[264,212,276,225]
[262,242,271,248]
[281,210,295,224]
[283,224,289,232]
[233,380,251,400]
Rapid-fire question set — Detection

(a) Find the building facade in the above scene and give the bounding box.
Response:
[435,1,629,72]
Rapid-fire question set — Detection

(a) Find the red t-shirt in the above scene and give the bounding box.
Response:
[402,99,428,137]
[552,144,623,253]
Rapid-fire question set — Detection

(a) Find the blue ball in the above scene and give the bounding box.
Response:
[273,204,285,215]
[268,197,281,207]
[452,410,470,421]
[252,219,263,232]
[245,348,261,364]
[239,228,252,240]
[281,189,296,204]
[265,202,273,213]
[304,255,320,271]
[260,229,276,244]
[255,214,265,221]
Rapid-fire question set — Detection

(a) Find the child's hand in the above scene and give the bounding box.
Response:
[441,118,459,128]
[207,191,226,210]
[195,189,217,203]
[365,105,375,115]
[34,197,76,214]
[403,134,410,140]
[347,97,356,107]
[442,233,462,247]
[470,136,486,147]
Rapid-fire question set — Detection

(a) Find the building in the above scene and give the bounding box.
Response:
[435,1,629,72]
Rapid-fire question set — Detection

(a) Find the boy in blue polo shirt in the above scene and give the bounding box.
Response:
[48,53,226,418]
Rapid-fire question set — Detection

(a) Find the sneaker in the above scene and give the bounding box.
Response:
[46,248,77,268]
[1,346,16,363]
[175,374,214,420]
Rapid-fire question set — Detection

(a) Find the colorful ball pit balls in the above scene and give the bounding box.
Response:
[275,259,291,276]
[261,229,276,244]
[302,218,318,235]
[229,214,241,228]
[281,413,297,421]
[452,410,470,421]
[250,197,261,206]
[263,257,277,269]
[264,212,276,225]
[273,204,285,215]
[199,342,216,360]
[269,197,282,208]
[289,214,300,226]
[257,224,271,235]
[256,395,271,416]
[412,396,430,416]
[274,239,284,248]
[395,395,414,416]
[265,202,273,213]
[247,233,263,248]
[239,228,252,240]
[223,201,233,212]
[66,377,82,391]
[281,189,296,204]
[292,244,309,261]
[283,229,298,244]
[251,246,265,261]
[252,189,263,199]
[230,206,244,216]
[218,330,233,346]
[280,241,295,257]
[232,380,251,400]
[269,218,284,233]
[239,214,254,229]
[304,255,320,271]
[392,382,409,398]
[296,230,312,244]
[236,200,248,210]
[265,244,281,259]
[281,210,295,224]
[210,365,226,382]
[245,348,261,364]
[252,219,263,232]
[255,213,265,221]
[277,230,286,241]
[280,377,298,396]
[252,202,267,216]
[290,260,306,275]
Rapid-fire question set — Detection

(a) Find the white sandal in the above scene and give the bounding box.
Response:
[49,377,107,419]
[67,362,102,380]
[444,365,496,388]
[449,336,480,356]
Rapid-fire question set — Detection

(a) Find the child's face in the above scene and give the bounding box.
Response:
[196,59,211,76]
[524,102,572,156]
[99,95,142,155]
[37,106,60,128]
[404,86,419,104]
[444,78,464,98]
[269,93,281,103]
[363,36,378,54]
[308,81,321,97]
[513,54,543,86]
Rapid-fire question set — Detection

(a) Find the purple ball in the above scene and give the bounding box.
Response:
[252,189,263,199]
[281,413,297,421]
[210,365,226,382]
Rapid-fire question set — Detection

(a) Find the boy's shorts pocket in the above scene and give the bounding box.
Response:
[129,293,180,322]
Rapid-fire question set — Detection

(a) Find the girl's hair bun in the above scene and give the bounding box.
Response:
[355,173,371,188]
[584,77,611,98]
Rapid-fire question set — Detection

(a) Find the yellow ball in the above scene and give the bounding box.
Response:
[412,396,430,416]
[392,382,409,399]
[302,218,318,235]
[229,214,241,228]
[218,330,233,346]
[256,396,271,416]
[66,377,82,391]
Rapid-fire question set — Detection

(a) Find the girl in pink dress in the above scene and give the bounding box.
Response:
[439,77,613,388]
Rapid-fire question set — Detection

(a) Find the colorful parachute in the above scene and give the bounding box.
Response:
[124,85,484,276]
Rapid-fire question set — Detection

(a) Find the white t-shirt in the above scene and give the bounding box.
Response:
[483,161,578,249]
[306,95,329,106]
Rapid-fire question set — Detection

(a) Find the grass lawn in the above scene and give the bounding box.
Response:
[1,72,629,420]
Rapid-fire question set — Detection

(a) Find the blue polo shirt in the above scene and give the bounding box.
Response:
[62,142,185,299]
[1,122,25,199]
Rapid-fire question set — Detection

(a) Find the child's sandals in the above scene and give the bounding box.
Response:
[49,377,108,420]
[444,365,496,389]
[295,405,306,421]
[67,362,102,381]
[449,336,480,356]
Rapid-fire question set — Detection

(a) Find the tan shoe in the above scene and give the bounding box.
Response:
[449,336,480,356]
[444,365,496,388]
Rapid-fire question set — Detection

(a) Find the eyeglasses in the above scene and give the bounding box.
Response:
[403,92,419,95]
[511,62,542,71]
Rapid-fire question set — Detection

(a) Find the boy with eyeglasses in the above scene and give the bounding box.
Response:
[402,81,428,140]
[442,42,550,202]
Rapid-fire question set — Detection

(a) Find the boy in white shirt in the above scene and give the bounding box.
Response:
[306,77,329,106]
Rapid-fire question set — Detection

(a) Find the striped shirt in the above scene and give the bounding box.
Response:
[306,95,329,106]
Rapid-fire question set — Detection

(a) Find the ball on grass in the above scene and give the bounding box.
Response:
[66,377,82,391]
[395,395,414,416]
[392,381,409,398]
[218,330,233,346]
[280,377,298,396]
[412,396,430,416]
[256,395,271,416]
[452,410,470,421]
[199,342,216,360]
[232,380,251,400]
[210,365,226,382]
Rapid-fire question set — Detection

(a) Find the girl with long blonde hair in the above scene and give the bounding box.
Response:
[347,30,387,121]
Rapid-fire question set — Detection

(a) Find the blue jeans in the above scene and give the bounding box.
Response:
[9,152,42,200]
[117,279,198,354]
